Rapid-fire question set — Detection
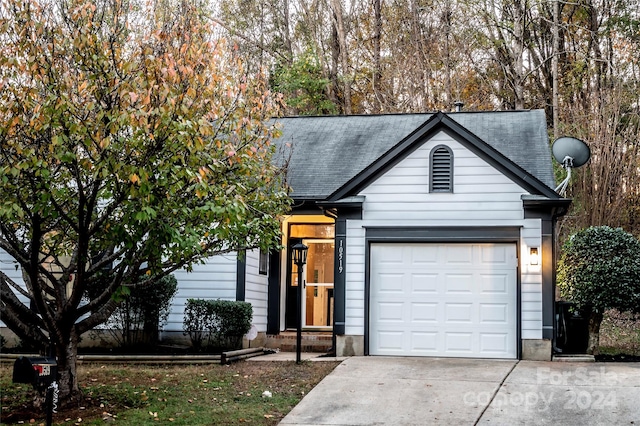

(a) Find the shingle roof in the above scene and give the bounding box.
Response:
[272,110,555,200]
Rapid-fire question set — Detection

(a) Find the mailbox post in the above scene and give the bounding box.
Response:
[13,356,58,426]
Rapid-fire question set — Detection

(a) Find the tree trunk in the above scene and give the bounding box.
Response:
[143,311,160,346]
[442,6,453,108]
[330,0,352,114]
[54,329,81,405]
[587,311,604,355]
[552,0,559,140]
[512,0,525,110]
[372,0,383,113]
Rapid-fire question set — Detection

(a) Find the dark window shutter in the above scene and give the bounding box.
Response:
[430,145,453,192]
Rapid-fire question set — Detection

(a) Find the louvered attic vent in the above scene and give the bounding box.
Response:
[430,145,453,193]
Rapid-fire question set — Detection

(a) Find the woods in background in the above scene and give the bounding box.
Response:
[213,0,640,238]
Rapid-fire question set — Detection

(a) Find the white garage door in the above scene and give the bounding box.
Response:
[370,243,517,358]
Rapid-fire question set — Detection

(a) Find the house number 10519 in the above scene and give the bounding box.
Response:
[338,240,344,274]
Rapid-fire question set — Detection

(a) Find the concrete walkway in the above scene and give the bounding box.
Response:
[279,357,640,425]
[247,351,348,362]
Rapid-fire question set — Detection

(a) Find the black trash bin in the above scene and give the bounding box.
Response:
[555,301,589,354]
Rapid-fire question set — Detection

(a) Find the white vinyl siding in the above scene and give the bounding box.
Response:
[345,224,366,336]
[343,131,543,340]
[0,248,242,334]
[165,254,238,332]
[244,249,269,333]
[0,249,27,327]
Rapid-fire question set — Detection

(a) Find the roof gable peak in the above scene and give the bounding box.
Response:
[328,112,559,201]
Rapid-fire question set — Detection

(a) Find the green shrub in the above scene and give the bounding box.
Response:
[88,274,178,349]
[183,299,253,352]
[558,226,640,354]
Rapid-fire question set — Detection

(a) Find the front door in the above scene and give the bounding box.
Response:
[285,223,335,330]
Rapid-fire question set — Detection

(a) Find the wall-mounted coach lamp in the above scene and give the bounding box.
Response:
[530,247,539,265]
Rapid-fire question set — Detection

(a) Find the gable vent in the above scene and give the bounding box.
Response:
[430,145,453,192]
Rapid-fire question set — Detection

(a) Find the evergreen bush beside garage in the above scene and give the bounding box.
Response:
[557,226,640,355]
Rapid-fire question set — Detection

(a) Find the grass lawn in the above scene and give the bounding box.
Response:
[598,310,640,357]
[0,360,339,425]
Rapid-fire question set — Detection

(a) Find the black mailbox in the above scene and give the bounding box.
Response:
[13,356,58,389]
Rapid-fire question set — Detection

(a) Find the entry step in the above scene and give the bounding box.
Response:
[265,332,333,353]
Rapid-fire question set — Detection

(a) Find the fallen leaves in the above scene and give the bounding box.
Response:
[2,360,339,424]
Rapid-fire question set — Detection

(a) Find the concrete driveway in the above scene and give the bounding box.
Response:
[279,357,640,425]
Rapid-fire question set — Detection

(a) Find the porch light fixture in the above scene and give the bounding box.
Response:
[292,243,308,267]
[530,247,539,266]
[292,243,308,364]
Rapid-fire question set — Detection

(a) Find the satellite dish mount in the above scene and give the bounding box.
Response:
[552,137,591,196]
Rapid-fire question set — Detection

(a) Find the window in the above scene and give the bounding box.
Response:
[259,249,268,275]
[430,145,454,192]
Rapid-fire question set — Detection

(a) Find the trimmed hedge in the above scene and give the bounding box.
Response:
[183,299,253,352]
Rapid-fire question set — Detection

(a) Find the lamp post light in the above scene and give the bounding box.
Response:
[291,243,308,364]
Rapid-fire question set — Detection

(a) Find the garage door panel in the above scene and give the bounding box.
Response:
[444,245,474,264]
[411,302,438,322]
[479,303,509,323]
[480,245,510,264]
[479,333,511,354]
[480,273,511,293]
[375,273,405,293]
[376,331,404,351]
[377,302,405,322]
[372,244,405,263]
[411,273,439,293]
[445,274,474,293]
[445,332,474,352]
[410,245,439,264]
[370,243,516,359]
[445,303,474,322]
[410,332,439,351]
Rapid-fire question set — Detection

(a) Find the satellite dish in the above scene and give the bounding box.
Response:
[552,137,591,168]
[551,137,591,196]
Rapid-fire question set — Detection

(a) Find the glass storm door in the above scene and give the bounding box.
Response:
[285,222,335,330]
[302,239,334,328]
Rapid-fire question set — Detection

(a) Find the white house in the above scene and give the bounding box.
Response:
[163,109,570,360]
[1,110,570,360]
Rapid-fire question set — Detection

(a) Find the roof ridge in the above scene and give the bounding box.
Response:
[275,109,539,119]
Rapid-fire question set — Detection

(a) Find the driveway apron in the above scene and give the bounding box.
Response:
[280,356,516,425]
[279,357,640,426]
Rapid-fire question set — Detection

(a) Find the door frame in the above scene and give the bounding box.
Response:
[284,220,336,331]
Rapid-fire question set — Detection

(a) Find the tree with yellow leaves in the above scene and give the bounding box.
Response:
[0,0,290,403]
